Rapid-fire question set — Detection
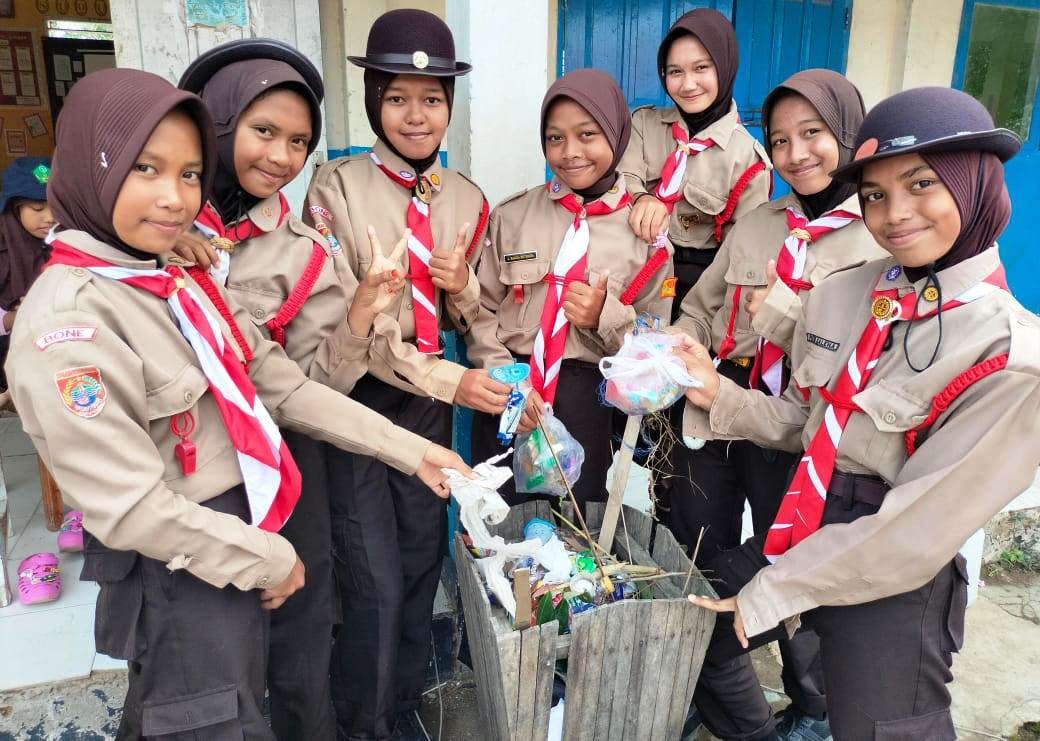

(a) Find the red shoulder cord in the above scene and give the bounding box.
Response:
[185,266,254,370]
[619,246,670,306]
[265,242,328,347]
[904,353,1009,456]
[713,160,768,243]
[465,199,491,260]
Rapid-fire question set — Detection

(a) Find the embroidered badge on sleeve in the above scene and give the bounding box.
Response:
[55,366,107,418]
[35,326,98,351]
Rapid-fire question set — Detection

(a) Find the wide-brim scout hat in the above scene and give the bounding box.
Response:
[178,37,325,102]
[0,156,51,212]
[831,86,1021,182]
[348,9,472,77]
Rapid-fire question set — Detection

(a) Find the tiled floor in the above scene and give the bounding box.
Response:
[0,416,125,693]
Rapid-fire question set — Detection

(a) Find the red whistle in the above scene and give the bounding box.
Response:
[175,439,197,476]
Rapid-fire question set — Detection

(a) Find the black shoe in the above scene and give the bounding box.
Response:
[774,707,832,741]
[681,704,702,740]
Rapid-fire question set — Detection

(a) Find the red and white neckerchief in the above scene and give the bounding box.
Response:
[762,264,1008,561]
[529,187,633,404]
[654,122,715,213]
[370,152,441,353]
[194,194,291,286]
[750,206,860,395]
[46,238,301,532]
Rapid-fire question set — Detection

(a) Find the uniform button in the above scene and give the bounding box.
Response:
[183,391,194,404]
[746,270,755,279]
[406,302,413,310]
[72,267,86,277]
[883,411,897,424]
[257,576,270,588]
[1018,318,1031,326]
[521,272,529,280]
[253,308,265,319]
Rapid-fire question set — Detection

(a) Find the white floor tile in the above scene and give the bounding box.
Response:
[0,552,97,617]
[10,510,62,559]
[2,455,44,516]
[0,603,97,691]
[0,430,38,457]
[4,515,32,555]
[0,416,22,435]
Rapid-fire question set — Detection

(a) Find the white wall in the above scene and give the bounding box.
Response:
[110,0,325,211]
[447,0,550,206]
[846,0,964,110]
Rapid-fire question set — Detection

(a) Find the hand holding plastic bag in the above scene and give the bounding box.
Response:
[599,331,703,415]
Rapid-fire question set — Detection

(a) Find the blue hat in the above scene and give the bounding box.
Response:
[0,156,52,212]
[830,87,1021,182]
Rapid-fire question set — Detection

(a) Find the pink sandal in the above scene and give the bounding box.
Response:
[57,510,84,552]
[17,553,62,606]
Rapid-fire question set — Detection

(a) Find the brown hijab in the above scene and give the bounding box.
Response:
[47,68,217,256]
[657,8,738,135]
[540,69,632,198]
[917,151,1009,277]
[0,202,49,310]
[763,69,865,217]
[200,59,322,222]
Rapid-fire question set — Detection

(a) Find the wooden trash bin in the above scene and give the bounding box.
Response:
[455,499,717,741]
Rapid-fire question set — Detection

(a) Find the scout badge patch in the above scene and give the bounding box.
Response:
[55,366,107,418]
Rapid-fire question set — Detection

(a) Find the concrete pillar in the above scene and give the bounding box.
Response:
[109,0,325,210]
[846,0,964,110]
[446,0,550,206]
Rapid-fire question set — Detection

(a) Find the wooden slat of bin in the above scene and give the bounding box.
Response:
[635,601,672,738]
[455,540,505,739]
[573,603,609,740]
[665,603,703,734]
[650,601,687,741]
[498,628,521,737]
[561,608,589,739]
[514,625,541,740]
[607,601,638,740]
[592,598,624,740]
[532,623,557,741]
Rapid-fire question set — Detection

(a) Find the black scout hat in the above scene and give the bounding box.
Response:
[831,86,1021,182]
[348,9,472,77]
[179,37,324,101]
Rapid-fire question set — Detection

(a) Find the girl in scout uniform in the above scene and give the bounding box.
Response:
[679,86,1040,741]
[669,70,887,739]
[5,68,470,741]
[301,10,508,739]
[0,156,54,395]
[466,69,673,509]
[619,7,770,305]
[173,38,397,740]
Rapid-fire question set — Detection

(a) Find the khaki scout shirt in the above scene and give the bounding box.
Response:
[208,193,370,392]
[303,140,488,403]
[6,231,433,593]
[672,194,886,359]
[465,176,674,370]
[618,101,771,249]
[683,249,1040,638]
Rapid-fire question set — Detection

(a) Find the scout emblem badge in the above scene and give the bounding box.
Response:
[55,366,107,418]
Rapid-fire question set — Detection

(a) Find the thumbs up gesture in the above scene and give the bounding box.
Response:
[563,271,610,329]
[746,260,778,321]
[429,222,472,295]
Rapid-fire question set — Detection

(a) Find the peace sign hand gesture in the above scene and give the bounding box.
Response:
[346,226,409,337]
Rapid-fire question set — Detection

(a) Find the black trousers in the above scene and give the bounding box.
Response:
[268,430,336,741]
[662,361,826,721]
[471,359,615,512]
[328,374,450,741]
[695,478,967,741]
[84,486,274,740]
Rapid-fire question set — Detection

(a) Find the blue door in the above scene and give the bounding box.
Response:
[954,0,1040,312]
[558,0,853,149]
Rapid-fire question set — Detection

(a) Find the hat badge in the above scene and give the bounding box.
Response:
[33,164,50,184]
[413,50,430,70]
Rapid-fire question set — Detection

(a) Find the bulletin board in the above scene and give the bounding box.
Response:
[0,29,44,107]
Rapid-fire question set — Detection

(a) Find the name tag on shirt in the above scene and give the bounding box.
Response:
[806,332,840,352]
[504,251,538,263]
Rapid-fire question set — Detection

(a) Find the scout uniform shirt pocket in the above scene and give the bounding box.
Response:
[723,258,767,332]
[145,364,213,481]
[851,380,930,473]
[226,284,285,328]
[497,255,551,342]
[673,183,726,245]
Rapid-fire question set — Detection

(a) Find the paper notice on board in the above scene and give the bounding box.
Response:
[14,46,31,72]
[53,54,72,81]
[0,46,12,72]
[55,80,65,97]
[18,72,35,98]
[0,71,15,97]
[24,113,46,138]
[73,60,83,74]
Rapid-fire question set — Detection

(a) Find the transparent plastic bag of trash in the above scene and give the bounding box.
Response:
[513,408,584,497]
[599,331,703,415]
